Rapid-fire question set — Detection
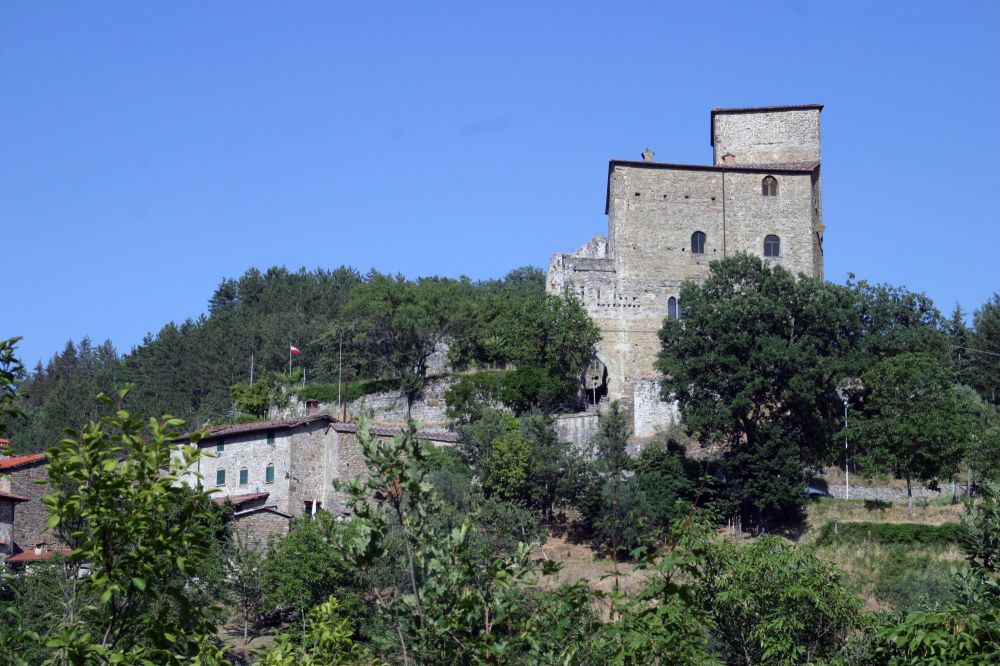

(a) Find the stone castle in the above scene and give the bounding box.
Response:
[547,104,826,437]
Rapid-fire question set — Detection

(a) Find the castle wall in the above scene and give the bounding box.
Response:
[712,108,821,165]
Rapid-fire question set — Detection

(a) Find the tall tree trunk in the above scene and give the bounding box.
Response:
[906,475,913,515]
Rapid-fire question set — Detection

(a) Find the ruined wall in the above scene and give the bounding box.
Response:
[552,412,601,450]
[233,509,291,552]
[633,379,680,440]
[349,377,451,430]
[712,108,821,165]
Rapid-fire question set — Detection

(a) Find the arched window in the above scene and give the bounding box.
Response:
[762,176,778,196]
[668,297,678,319]
[764,234,780,257]
[691,231,706,254]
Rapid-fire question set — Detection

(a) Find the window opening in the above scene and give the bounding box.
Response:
[691,231,706,254]
[764,234,780,257]
[762,176,778,196]
[265,464,275,484]
[239,468,248,486]
[216,469,226,486]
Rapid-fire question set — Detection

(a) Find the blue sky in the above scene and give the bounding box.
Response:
[3,1,998,368]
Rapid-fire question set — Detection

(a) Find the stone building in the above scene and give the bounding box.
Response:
[0,452,54,554]
[548,105,825,438]
[174,412,457,542]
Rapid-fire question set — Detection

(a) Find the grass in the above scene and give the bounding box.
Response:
[804,495,964,527]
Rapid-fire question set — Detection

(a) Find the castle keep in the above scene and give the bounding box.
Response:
[547,105,825,437]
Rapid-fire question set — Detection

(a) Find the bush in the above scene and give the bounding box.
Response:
[297,377,399,403]
[816,521,964,547]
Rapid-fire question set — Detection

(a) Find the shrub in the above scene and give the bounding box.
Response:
[816,521,964,547]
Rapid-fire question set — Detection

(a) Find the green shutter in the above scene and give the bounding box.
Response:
[267,432,275,445]
[216,469,225,486]
[265,465,275,483]
[216,442,224,452]
[239,468,248,486]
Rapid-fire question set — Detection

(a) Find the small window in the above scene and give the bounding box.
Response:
[216,442,224,452]
[764,234,781,257]
[668,297,678,320]
[762,176,778,196]
[691,231,706,254]
[239,468,248,486]
[216,469,226,486]
[265,464,275,484]
[266,432,275,445]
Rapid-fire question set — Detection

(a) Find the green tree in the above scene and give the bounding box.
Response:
[42,386,226,665]
[483,415,532,503]
[698,535,861,665]
[0,337,25,436]
[971,293,1000,404]
[229,531,266,645]
[256,596,380,665]
[845,353,977,513]
[948,303,976,386]
[261,511,364,631]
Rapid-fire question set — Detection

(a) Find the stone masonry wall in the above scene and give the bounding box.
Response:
[552,412,601,450]
[633,379,680,440]
[712,109,821,165]
[233,510,290,552]
[0,500,14,559]
[6,462,54,548]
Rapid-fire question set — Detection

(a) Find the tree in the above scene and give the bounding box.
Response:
[229,531,266,644]
[948,303,975,387]
[261,511,364,631]
[42,386,226,664]
[255,596,380,665]
[845,353,977,513]
[698,535,861,665]
[657,255,856,527]
[0,337,25,436]
[971,293,1000,404]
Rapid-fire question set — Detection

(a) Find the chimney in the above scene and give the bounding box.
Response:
[722,153,736,166]
[641,147,655,162]
[305,399,320,416]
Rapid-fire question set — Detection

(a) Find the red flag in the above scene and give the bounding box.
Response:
[290,345,301,356]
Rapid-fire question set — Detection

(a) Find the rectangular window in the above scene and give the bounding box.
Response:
[216,442,224,452]
[239,469,248,486]
[265,465,274,484]
[267,432,275,445]
[216,469,226,486]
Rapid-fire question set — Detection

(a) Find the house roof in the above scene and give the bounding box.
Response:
[604,159,820,214]
[0,491,30,503]
[233,505,292,520]
[0,453,47,471]
[214,492,270,509]
[710,104,824,146]
[6,548,73,564]
[177,414,340,444]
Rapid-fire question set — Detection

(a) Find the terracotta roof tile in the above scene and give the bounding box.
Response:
[331,422,458,443]
[176,414,340,443]
[214,492,270,508]
[6,548,73,563]
[0,453,47,471]
[0,491,30,502]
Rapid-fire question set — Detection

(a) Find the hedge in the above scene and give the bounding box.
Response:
[297,377,400,404]
[816,521,964,547]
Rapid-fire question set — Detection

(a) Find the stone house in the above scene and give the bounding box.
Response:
[547,104,826,438]
[0,489,29,562]
[174,411,457,544]
[0,451,54,557]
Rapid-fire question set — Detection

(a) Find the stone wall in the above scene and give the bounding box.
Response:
[552,412,600,450]
[5,462,54,548]
[0,500,14,559]
[349,377,452,430]
[233,509,291,552]
[712,108,821,165]
[826,484,948,502]
[632,379,680,440]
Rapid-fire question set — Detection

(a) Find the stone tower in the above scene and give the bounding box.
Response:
[547,104,825,438]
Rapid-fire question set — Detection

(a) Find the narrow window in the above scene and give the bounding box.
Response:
[762,176,778,196]
[764,234,781,257]
[216,469,226,486]
[265,464,275,484]
[668,297,678,320]
[266,432,275,445]
[239,468,248,486]
[216,442,224,452]
[691,231,706,254]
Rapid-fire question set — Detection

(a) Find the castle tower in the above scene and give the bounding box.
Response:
[547,105,825,438]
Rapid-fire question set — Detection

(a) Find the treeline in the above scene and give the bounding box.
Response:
[11,265,598,452]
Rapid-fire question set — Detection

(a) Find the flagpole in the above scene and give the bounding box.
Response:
[288,344,292,376]
[250,353,254,386]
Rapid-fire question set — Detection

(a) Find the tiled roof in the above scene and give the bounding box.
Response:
[214,492,270,508]
[331,422,459,443]
[233,505,292,519]
[176,414,340,443]
[0,453,47,471]
[0,491,30,502]
[6,548,73,563]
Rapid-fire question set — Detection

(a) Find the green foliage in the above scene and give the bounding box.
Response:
[0,336,25,436]
[256,596,381,666]
[970,293,1000,404]
[230,380,272,418]
[483,415,532,502]
[634,438,699,530]
[297,377,399,404]
[261,511,365,627]
[846,353,977,506]
[816,521,965,547]
[592,401,630,474]
[871,548,958,611]
[41,386,226,664]
[698,535,862,665]
[961,479,1000,572]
